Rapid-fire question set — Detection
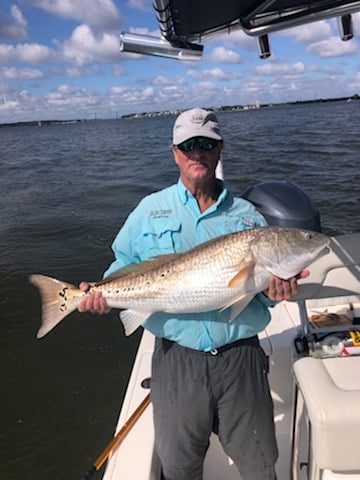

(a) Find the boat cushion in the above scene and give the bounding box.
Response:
[293,356,360,470]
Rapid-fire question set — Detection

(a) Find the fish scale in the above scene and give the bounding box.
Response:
[29,226,330,338]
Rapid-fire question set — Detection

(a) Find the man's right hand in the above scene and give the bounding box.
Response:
[77,282,111,314]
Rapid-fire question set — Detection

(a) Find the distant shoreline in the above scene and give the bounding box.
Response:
[1,94,359,128]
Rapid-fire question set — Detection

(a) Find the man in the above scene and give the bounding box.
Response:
[79,108,307,480]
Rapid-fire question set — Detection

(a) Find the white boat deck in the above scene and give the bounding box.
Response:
[103,300,360,480]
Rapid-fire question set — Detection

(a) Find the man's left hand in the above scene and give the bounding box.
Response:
[266,270,310,301]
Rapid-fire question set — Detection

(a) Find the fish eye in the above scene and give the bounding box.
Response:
[305,232,313,240]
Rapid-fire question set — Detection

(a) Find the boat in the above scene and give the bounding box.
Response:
[98,2,360,479]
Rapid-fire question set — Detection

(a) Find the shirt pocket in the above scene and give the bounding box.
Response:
[135,218,182,259]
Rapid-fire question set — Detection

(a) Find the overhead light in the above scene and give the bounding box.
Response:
[339,14,353,41]
[119,32,203,60]
[257,34,271,59]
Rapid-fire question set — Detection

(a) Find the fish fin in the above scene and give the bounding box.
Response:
[29,274,81,339]
[229,294,255,321]
[228,260,255,287]
[119,310,153,336]
[220,291,255,321]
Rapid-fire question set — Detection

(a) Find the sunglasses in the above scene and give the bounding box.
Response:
[176,137,219,153]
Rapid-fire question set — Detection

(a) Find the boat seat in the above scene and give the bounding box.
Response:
[293,356,360,471]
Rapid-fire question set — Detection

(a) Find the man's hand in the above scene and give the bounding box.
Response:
[77,282,111,314]
[265,270,310,301]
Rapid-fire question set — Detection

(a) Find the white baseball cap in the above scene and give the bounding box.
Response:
[173,108,223,145]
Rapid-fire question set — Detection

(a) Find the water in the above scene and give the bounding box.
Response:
[1,102,359,480]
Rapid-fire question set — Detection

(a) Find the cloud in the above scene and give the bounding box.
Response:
[0,89,47,120]
[0,97,21,113]
[150,75,186,86]
[113,64,127,76]
[187,67,237,81]
[0,66,44,80]
[0,43,57,64]
[255,62,305,76]
[109,84,155,106]
[157,85,184,103]
[54,64,102,77]
[34,0,121,31]
[307,36,357,57]
[0,83,108,122]
[62,24,120,65]
[46,84,100,107]
[0,5,28,39]
[207,46,241,64]
[217,29,255,51]
[127,0,150,11]
[286,21,333,43]
[128,26,162,37]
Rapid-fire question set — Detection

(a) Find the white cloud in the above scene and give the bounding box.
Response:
[59,65,101,77]
[157,85,184,102]
[0,43,56,64]
[352,12,360,34]
[217,29,256,51]
[0,66,44,80]
[0,5,28,39]
[151,75,186,86]
[109,84,155,104]
[0,89,48,121]
[207,46,241,64]
[187,67,237,81]
[127,0,150,11]
[0,97,20,113]
[287,21,333,43]
[13,86,103,120]
[255,62,305,76]
[34,0,121,31]
[62,24,120,65]
[128,27,162,37]
[46,84,100,111]
[113,64,127,76]
[307,36,357,57]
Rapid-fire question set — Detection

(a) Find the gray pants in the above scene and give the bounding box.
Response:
[151,336,278,480]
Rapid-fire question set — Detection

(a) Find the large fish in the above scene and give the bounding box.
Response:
[30,226,329,339]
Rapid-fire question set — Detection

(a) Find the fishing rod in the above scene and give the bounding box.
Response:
[82,392,151,479]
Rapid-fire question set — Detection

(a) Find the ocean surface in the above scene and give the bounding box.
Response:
[1,101,359,480]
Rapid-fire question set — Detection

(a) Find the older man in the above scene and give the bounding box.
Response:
[79,108,305,480]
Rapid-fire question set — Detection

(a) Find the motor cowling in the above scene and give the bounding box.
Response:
[242,181,321,232]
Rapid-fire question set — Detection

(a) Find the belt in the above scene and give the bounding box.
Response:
[160,335,259,356]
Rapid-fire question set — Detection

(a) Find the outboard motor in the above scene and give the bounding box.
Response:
[243,181,322,354]
[242,181,321,232]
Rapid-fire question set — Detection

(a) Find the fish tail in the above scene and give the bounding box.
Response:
[29,274,81,338]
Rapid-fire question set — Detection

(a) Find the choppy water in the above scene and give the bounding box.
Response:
[0,101,359,480]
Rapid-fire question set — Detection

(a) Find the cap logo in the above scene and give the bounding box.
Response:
[190,113,205,123]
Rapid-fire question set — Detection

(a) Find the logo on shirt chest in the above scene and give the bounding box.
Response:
[150,209,172,218]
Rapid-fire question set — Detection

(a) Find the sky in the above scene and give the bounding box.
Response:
[1,0,360,123]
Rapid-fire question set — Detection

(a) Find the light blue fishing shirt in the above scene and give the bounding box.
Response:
[104,179,275,351]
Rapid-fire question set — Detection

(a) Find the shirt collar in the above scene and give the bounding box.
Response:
[176,178,228,208]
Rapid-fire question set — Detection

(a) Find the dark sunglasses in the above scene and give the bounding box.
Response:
[176,137,219,153]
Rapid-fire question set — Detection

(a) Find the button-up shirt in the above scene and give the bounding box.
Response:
[104,179,275,351]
